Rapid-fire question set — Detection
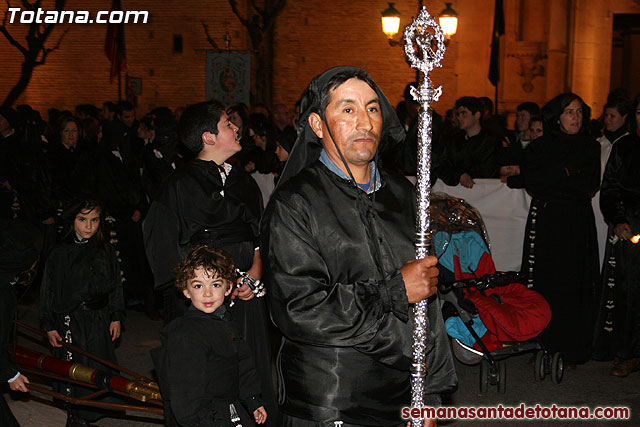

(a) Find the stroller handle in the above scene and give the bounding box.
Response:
[439,271,521,294]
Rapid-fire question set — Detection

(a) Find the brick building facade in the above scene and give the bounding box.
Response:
[1,0,639,120]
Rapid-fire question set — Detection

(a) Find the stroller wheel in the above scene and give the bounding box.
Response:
[497,362,506,394]
[551,352,564,384]
[534,351,545,381]
[479,361,489,394]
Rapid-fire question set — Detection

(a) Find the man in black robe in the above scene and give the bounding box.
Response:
[261,66,457,427]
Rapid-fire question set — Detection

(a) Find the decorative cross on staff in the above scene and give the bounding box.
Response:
[403,6,446,426]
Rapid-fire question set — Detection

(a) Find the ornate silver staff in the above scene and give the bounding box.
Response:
[403,6,446,426]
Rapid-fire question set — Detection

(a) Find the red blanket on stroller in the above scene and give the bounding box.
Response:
[453,252,551,351]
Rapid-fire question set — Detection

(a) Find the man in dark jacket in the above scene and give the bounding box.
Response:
[438,96,501,188]
[261,66,457,427]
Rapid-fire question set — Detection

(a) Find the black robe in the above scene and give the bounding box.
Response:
[521,131,600,363]
[261,161,457,426]
[143,159,277,423]
[152,304,263,427]
[45,141,84,214]
[0,219,41,426]
[39,238,124,421]
[593,132,640,361]
[1,281,20,427]
[144,159,262,290]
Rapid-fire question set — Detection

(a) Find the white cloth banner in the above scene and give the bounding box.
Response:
[431,179,532,272]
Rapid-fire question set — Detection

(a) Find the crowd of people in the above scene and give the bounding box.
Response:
[1,69,639,426]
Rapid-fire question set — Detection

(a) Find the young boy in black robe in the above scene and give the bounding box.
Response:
[152,245,266,427]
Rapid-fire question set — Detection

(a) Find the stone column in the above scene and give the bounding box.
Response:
[568,0,612,115]
[545,0,569,99]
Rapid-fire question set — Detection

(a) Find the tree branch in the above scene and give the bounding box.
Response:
[228,0,249,27]
[201,21,219,50]
[263,0,286,31]
[37,26,67,64]
[0,4,28,55]
[1,1,26,55]
[250,0,264,16]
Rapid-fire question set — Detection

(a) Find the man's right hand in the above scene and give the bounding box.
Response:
[401,256,439,304]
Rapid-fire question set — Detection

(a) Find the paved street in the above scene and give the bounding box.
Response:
[5,297,639,426]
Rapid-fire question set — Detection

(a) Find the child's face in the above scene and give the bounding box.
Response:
[73,208,100,240]
[183,267,233,314]
[212,112,241,159]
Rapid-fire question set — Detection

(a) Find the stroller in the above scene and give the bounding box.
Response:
[431,194,563,394]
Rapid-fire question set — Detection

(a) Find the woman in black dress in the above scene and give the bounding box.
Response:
[522,93,600,365]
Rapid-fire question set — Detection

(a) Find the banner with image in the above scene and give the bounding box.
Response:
[205,51,250,106]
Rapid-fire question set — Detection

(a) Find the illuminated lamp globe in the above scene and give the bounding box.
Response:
[381,2,401,39]
[439,2,458,37]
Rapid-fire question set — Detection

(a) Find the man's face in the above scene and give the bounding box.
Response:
[516,110,531,132]
[603,107,626,133]
[310,78,382,170]
[272,104,291,129]
[99,107,110,121]
[120,109,136,128]
[228,110,244,133]
[456,106,479,133]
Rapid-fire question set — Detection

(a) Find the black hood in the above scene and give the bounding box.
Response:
[277,66,405,188]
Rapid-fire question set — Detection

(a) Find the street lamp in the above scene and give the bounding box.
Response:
[382,2,457,46]
[438,2,458,39]
[381,2,401,44]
